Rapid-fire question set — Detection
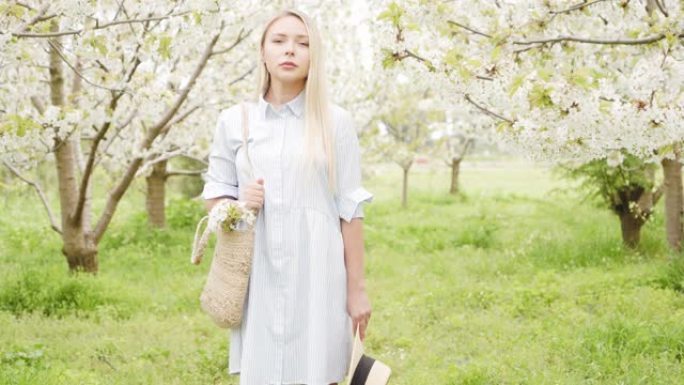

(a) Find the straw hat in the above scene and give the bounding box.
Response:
[346,325,392,385]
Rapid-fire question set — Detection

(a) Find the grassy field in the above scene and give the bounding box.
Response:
[2,160,684,384]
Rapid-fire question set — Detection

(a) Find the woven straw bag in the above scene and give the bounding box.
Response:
[190,103,256,328]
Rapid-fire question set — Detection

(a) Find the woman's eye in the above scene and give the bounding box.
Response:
[299,42,309,47]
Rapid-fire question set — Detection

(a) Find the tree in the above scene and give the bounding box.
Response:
[368,79,442,208]
[0,1,259,272]
[374,0,684,249]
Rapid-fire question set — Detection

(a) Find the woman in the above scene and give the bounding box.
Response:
[201,9,373,385]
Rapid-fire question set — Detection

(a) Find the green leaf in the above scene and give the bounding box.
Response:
[405,22,420,31]
[381,49,397,69]
[496,121,511,133]
[528,84,554,109]
[193,11,202,24]
[377,2,404,26]
[158,34,172,59]
[626,29,641,39]
[1,114,42,137]
[568,67,595,90]
[443,48,463,67]
[491,45,502,61]
[86,35,108,55]
[537,68,552,81]
[509,74,526,96]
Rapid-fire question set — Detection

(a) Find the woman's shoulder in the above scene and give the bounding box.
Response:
[218,101,255,121]
[329,103,353,122]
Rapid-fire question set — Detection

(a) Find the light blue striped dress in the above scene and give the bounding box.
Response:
[201,90,373,385]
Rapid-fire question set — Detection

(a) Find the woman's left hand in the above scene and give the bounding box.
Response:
[347,286,372,341]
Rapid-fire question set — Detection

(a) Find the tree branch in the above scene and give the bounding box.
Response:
[179,154,209,166]
[464,94,514,124]
[513,32,682,46]
[166,169,206,178]
[46,40,127,93]
[12,3,51,34]
[447,20,492,38]
[3,161,62,234]
[549,0,611,15]
[229,64,257,86]
[72,92,124,225]
[12,11,192,38]
[93,24,225,243]
[211,28,251,56]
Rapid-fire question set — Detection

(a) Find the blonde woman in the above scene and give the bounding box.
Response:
[202,9,373,385]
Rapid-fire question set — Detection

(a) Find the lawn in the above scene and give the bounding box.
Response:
[2,160,683,384]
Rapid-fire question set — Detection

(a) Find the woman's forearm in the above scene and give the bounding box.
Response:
[341,218,367,291]
[204,196,236,212]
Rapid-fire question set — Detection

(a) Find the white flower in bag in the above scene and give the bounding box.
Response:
[207,200,257,233]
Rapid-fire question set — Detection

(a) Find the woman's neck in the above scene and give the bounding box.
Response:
[265,79,305,107]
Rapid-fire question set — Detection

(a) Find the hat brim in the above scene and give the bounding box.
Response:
[347,326,392,385]
[347,325,364,379]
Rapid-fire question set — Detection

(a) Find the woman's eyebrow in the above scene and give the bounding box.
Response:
[271,32,309,39]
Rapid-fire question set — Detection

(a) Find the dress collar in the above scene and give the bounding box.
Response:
[257,89,306,120]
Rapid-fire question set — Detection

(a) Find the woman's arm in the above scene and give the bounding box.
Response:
[204,196,235,212]
[342,217,372,341]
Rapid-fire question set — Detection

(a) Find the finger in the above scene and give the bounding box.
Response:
[256,178,264,185]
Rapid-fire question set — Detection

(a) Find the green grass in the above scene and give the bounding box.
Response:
[2,161,684,384]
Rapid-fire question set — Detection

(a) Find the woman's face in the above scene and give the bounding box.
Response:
[262,15,310,85]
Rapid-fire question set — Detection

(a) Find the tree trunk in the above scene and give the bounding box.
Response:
[450,157,462,195]
[619,211,644,249]
[402,166,409,209]
[661,147,683,251]
[146,160,168,228]
[50,20,98,273]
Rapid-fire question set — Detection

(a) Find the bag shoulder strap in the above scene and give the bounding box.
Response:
[241,102,254,179]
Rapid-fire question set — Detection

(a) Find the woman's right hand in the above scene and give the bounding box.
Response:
[242,178,265,213]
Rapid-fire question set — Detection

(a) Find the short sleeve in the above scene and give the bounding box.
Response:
[201,109,239,200]
[334,109,374,223]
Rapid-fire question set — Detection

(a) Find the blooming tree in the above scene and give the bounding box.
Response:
[374,0,684,248]
[0,0,261,272]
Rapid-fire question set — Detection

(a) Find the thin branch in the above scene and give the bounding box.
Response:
[3,161,62,234]
[464,94,514,124]
[179,154,209,166]
[93,24,225,243]
[160,105,200,137]
[459,138,474,159]
[30,96,45,114]
[72,93,124,225]
[14,2,34,10]
[513,32,683,46]
[446,20,492,38]
[211,28,251,56]
[229,64,257,86]
[13,3,51,34]
[46,40,127,93]
[166,169,205,178]
[654,0,669,17]
[12,11,192,38]
[550,0,611,15]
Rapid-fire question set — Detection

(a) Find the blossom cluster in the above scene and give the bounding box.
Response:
[207,200,257,233]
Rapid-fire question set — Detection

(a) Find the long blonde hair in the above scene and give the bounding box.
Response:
[257,9,336,192]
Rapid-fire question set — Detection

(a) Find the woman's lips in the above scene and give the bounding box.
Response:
[280,62,297,68]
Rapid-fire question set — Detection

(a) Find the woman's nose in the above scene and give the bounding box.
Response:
[285,41,295,55]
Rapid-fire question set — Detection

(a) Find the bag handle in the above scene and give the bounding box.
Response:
[191,215,210,265]
[191,102,255,265]
[241,102,255,180]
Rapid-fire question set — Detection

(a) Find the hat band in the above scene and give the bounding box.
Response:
[351,354,376,385]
